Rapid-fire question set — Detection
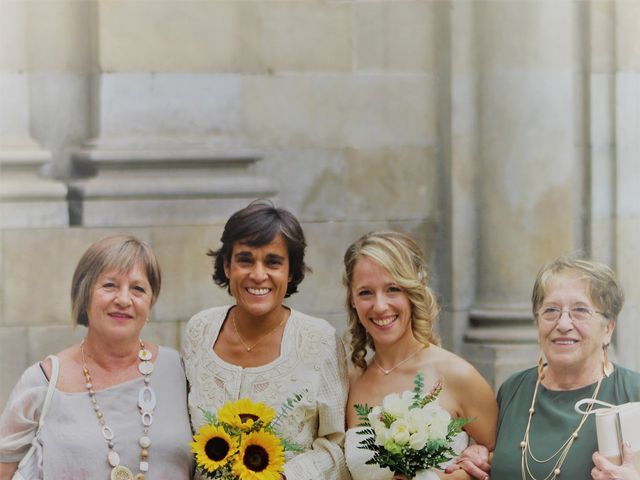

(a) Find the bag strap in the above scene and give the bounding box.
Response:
[14,356,60,474]
[574,398,616,415]
[38,355,59,428]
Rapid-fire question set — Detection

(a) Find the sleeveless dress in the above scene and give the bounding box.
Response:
[345,427,469,480]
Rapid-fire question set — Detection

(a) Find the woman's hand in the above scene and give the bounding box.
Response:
[444,444,490,480]
[592,443,640,480]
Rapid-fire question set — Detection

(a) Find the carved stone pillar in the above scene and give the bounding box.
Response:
[461,1,584,388]
[0,0,67,228]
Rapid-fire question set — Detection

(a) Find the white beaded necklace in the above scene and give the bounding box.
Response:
[80,339,156,480]
[520,370,604,480]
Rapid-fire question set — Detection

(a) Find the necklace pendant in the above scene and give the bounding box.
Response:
[138,361,154,375]
[111,465,134,480]
[246,347,252,352]
[383,369,390,375]
[108,450,121,467]
[138,349,153,361]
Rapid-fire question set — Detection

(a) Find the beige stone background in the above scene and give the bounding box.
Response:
[0,0,639,410]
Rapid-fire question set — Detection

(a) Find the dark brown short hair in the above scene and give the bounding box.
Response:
[208,200,309,297]
[71,235,161,326]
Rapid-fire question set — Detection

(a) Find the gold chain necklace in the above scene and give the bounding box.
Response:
[520,371,604,480]
[80,339,156,480]
[373,345,426,375]
[231,308,287,352]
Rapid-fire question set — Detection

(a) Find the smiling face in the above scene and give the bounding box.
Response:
[224,234,291,322]
[86,264,152,342]
[537,271,614,377]
[350,255,415,349]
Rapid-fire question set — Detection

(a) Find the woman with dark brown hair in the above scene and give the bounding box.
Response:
[183,200,349,480]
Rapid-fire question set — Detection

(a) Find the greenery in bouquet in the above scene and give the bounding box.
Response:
[354,372,472,478]
[191,395,304,480]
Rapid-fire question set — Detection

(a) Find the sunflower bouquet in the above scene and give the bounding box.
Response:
[191,396,304,480]
[354,372,472,479]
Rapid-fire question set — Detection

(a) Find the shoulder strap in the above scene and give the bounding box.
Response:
[38,355,59,428]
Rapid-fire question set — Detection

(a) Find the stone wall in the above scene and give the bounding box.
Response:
[1,0,639,408]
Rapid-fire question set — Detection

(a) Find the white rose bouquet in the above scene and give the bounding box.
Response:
[354,372,472,479]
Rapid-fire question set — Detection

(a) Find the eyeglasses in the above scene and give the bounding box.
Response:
[537,306,604,324]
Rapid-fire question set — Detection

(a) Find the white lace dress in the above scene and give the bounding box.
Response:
[345,427,469,480]
[182,305,350,480]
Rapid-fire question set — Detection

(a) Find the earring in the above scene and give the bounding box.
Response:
[603,343,611,377]
[537,350,545,380]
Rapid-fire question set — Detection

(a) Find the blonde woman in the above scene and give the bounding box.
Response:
[343,231,497,480]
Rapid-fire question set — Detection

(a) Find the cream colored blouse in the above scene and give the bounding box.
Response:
[183,306,350,480]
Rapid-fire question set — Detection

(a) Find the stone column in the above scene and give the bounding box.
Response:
[462,1,585,388]
[0,0,67,228]
[613,0,640,371]
[67,0,277,227]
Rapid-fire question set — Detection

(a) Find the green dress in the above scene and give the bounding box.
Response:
[491,364,640,480]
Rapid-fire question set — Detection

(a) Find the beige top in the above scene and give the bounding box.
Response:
[0,347,193,479]
[183,305,350,480]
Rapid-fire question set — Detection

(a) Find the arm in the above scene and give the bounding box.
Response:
[452,364,498,451]
[592,443,640,480]
[0,462,18,480]
[0,364,49,469]
[283,332,350,480]
[442,358,497,480]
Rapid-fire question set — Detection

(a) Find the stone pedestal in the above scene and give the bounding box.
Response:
[69,136,277,227]
[464,307,538,387]
[0,141,68,228]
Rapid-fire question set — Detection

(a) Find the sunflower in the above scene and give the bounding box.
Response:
[218,398,276,431]
[233,430,285,480]
[191,424,237,472]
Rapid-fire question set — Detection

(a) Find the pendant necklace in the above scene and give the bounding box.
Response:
[80,339,156,480]
[373,345,426,375]
[231,308,287,352]
[520,370,604,480]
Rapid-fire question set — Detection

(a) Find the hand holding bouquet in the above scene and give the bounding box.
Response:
[354,372,472,479]
[192,395,304,480]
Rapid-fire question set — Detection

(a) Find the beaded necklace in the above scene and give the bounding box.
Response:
[80,339,156,480]
[520,370,604,480]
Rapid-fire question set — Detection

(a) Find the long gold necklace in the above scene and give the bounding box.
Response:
[231,308,287,352]
[80,339,156,480]
[520,370,604,480]
[373,345,426,375]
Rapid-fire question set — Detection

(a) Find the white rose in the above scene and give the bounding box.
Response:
[408,430,428,450]
[368,406,383,427]
[382,391,413,419]
[422,403,451,440]
[405,408,429,433]
[375,425,391,446]
[389,419,411,445]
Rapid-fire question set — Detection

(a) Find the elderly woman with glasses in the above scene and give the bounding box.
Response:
[447,256,640,480]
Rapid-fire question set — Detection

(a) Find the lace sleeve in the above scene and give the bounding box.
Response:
[284,331,350,480]
[0,363,48,462]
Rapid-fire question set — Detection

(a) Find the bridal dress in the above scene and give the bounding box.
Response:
[345,427,469,480]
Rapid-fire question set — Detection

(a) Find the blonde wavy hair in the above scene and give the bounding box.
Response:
[343,231,440,370]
